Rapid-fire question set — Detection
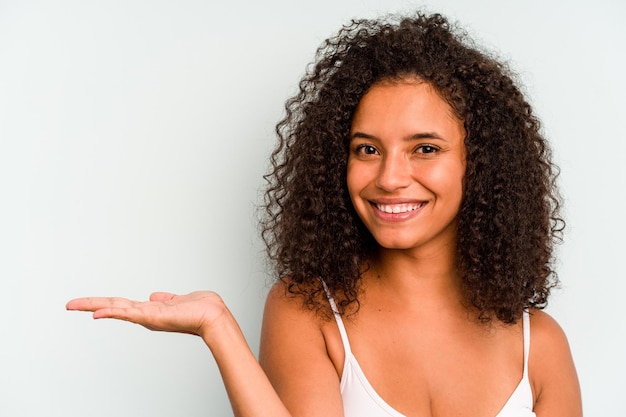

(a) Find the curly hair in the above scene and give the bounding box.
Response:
[260,12,563,324]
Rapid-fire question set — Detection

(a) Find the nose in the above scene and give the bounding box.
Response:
[375,152,412,192]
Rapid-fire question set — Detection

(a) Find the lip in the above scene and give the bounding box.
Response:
[368,199,428,222]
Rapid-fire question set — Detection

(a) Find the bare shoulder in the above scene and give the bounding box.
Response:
[260,280,333,342]
[529,309,570,351]
[528,309,582,417]
[259,280,343,417]
[262,279,319,324]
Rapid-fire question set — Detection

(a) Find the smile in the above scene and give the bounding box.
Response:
[374,202,426,214]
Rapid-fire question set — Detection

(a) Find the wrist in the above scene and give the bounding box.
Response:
[200,305,245,351]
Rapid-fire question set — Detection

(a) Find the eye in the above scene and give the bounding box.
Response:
[355,144,379,155]
[415,144,439,154]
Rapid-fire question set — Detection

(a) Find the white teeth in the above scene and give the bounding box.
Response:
[376,203,423,214]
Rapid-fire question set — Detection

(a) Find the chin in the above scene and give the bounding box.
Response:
[372,235,420,251]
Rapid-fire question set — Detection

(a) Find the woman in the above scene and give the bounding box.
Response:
[67,12,582,417]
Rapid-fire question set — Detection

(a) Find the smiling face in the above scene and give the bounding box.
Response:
[347,79,466,255]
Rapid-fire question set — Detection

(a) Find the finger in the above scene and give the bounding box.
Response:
[149,292,176,302]
[90,297,161,319]
[91,306,142,321]
[66,297,135,312]
[90,303,189,333]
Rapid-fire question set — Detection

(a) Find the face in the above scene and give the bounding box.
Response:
[347,79,466,254]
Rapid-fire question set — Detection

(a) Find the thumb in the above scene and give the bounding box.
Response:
[149,292,176,302]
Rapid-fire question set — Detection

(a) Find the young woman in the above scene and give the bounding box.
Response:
[67,12,582,417]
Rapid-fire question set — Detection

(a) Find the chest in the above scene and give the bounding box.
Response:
[326,310,527,417]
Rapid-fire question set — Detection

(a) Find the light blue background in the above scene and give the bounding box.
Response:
[1,0,624,415]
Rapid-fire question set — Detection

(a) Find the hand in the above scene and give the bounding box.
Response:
[66,292,293,417]
[66,291,230,338]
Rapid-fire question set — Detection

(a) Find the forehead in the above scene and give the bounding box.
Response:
[350,79,464,140]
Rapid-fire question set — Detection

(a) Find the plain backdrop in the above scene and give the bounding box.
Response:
[1,0,624,415]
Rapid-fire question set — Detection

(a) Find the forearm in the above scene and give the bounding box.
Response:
[203,310,291,417]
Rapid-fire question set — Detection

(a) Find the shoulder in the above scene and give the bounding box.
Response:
[262,279,331,325]
[259,279,344,416]
[260,280,329,368]
[528,309,582,417]
[261,280,322,349]
[528,309,569,351]
[261,279,338,356]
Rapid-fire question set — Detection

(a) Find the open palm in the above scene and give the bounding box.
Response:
[66,291,228,338]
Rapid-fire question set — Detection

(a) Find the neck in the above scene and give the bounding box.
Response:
[365,242,464,310]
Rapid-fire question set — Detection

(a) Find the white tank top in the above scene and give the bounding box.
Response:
[326,293,536,417]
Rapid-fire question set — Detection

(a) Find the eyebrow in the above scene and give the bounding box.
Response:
[350,131,444,141]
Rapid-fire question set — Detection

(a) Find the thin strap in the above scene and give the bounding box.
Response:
[321,280,353,354]
[522,310,531,376]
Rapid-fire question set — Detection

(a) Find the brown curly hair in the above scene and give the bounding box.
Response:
[261,12,563,324]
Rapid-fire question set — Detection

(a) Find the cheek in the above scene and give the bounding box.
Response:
[346,161,375,216]
[346,162,355,195]
[422,162,465,198]
[346,163,362,205]
[346,158,365,191]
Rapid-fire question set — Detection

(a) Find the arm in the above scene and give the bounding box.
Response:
[66,291,291,417]
[529,310,583,417]
[259,282,344,417]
